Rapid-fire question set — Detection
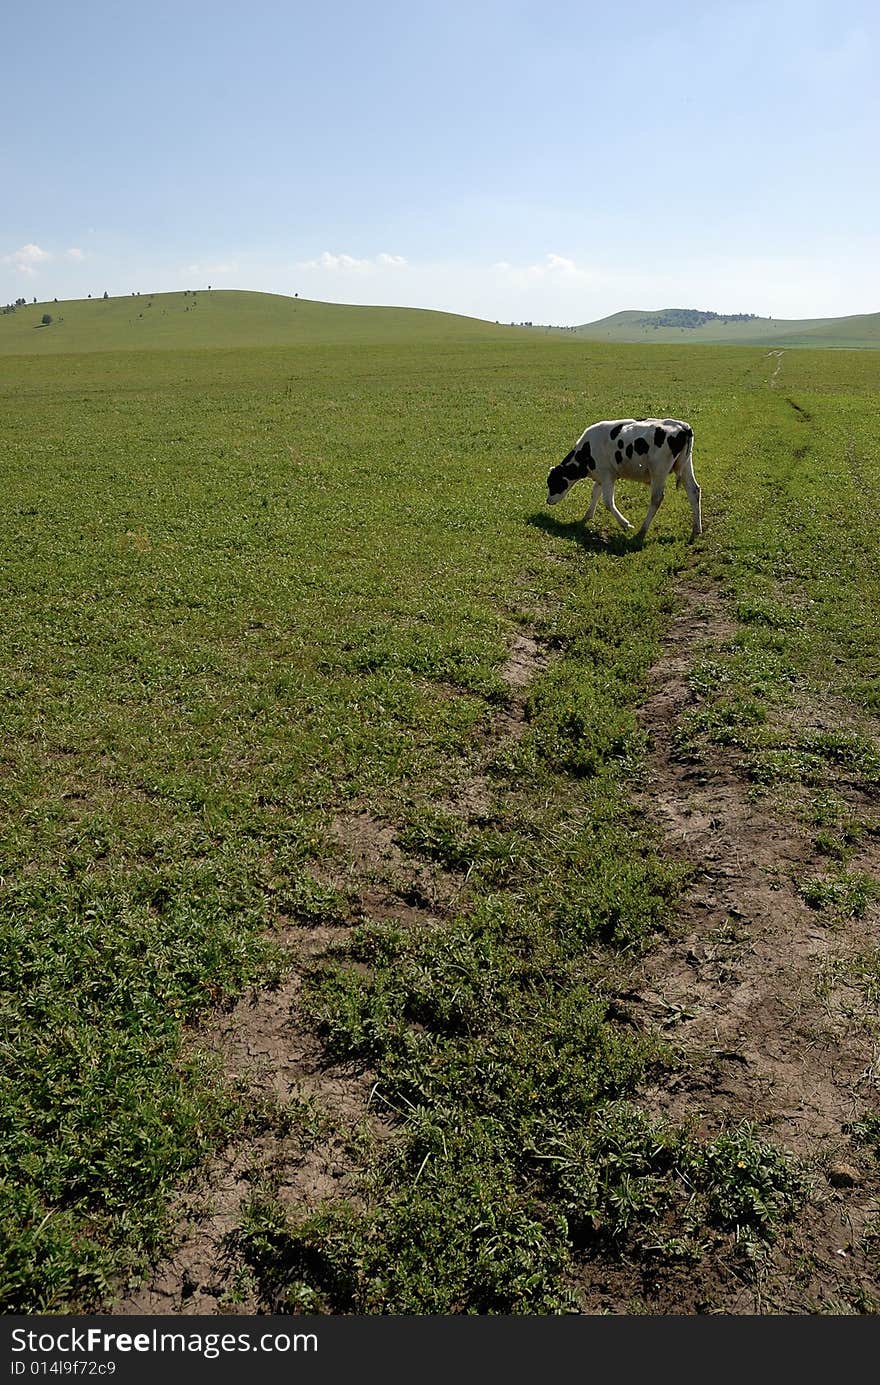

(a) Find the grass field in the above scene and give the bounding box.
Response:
[1,303,879,1312]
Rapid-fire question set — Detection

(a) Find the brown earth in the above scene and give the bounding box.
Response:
[599,577,880,1314]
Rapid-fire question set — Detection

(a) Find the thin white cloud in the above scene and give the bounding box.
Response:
[66,247,84,261]
[298,250,407,272]
[544,253,576,273]
[495,252,596,281]
[300,252,370,272]
[3,243,51,275]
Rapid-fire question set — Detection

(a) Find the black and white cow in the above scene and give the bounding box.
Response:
[546,417,702,541]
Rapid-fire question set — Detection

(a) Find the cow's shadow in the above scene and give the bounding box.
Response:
[527,512,677,556]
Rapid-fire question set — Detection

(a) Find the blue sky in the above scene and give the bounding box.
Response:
[3,0,878,323]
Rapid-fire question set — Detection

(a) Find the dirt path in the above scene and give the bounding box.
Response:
[767,349,784,386]
[111,631,549,1314]
[113,576,879,1315]
[626,577,880,1312]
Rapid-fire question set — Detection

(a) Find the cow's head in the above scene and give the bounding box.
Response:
[546,443,591,506]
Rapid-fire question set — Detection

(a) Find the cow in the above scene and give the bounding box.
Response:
[546,417,702,542]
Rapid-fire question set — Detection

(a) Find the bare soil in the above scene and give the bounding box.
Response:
[606,577,880,1313]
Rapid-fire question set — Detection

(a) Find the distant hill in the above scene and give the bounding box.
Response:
[0,289,515,356]
[4,290,879,355]
[572,307,880,348]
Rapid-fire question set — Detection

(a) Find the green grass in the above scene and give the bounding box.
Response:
[672,362,880,800]
[0,289,515,356]
[233,1111,803,1313]
[1,319,878,1311]
[574,307,880,348]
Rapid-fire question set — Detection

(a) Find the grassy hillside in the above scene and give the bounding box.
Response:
[0,289,513,355]
[6,289,879,354]
[574,307,880,348]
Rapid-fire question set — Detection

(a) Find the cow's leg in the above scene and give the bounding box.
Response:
[582,481,600,523]
[635,480,667,540]
[676,446,702,540]
[682,467,702,540]
[601,474,633,531]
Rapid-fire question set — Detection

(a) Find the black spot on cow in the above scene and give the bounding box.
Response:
[633,436,649,455]
[547,466,569,497]
[609,423,624,440]
[668,428,690,458]
[614,450,623,466]
[654,426,666,448]
[556,449,580,480]
[625,442,633,459]
[575,438,594,474]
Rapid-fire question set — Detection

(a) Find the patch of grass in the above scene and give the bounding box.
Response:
[676,697,767,755]
[811,804,869,861]
[273,871,351,927]
[807,791,871,835]
[681,388,880,813]
[234,1141,575,1316]
[0,861,279,1312]
[800,731,880,779]
[533,1105,805,1253]
[696,1124,805,1239]
[396,809,524,882]
[746,746,826,786]
[231,1107,804,1312]
[851,678,880,714]
[848,1111,880,1165]
[834,950,880,1009]
[735,599,799,631]
[797,871,879,919]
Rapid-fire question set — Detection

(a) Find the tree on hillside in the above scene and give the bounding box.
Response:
[41,313,52,326]
[103,291,109,299]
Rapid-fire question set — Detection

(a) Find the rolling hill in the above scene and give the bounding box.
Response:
[571,307,880,348]
[0,289,515,355]
[4,289,879,355]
